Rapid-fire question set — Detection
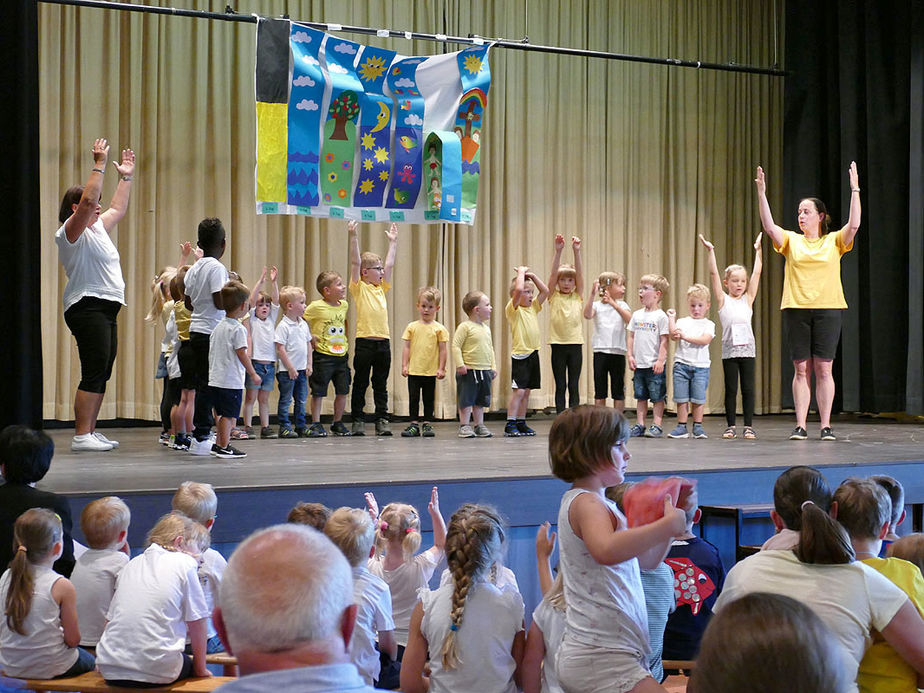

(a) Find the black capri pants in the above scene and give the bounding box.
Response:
[63,296,121,394]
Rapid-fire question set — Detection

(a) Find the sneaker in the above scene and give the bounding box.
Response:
[71,433,113,452]
[295,426,309,438]
[330,421,351,437]
[188,437,213,456]
[789,426,808,440]
[375,419,393,437]
[93,432,119,448]
[722,426,737,439]
[306,423,328,438]
[629,423,646,438]
[668,424,689,439]
[352,420,366,437]
[504,421,522,437]
[421,422,435,437]
[474,424,493,438]
[692,423,708,439]
[279,427,299,439]
[644,424,663,438]
[260,426,278,439]
[211,444,247,459]
[458,424,476,438]
[516,420,536,436]
[243,426,256,438]
[402,423,421,437]
[820,427,836,441]
[230,427,249,440]
[159,432,171,446]
[172,434,191,451]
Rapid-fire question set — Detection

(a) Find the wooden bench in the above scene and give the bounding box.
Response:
[16,672,235,692]
[662,659,695,672]
[204,653,238,677]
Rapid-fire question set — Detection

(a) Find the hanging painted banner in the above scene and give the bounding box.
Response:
[254,18,492,225]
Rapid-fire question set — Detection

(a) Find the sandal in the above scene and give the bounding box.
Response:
[722,426,736,439]
[230,427,249,440]
[743,426,757,440]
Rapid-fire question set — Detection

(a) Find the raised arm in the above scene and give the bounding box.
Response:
[268,266,279,304]
[548,233,565,290]
[64,138,109,243]
[348,220,361,283]
[249,266,268,308]
[428,486,447,551]
[746,233,763,305]
[526,270,550,305]
[511,266,528,306]
[754,166,785,249]
[535,521,557,595]
[572,236,584,295]
[100,147,135,232]
[841,161,862,247]
[700,234,726,311]
[583,282,598,319]
[383,223,398,284]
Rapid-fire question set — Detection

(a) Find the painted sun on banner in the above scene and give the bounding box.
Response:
[254,18,492,225]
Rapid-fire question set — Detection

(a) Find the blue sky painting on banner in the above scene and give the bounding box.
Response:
[255,19,492,225]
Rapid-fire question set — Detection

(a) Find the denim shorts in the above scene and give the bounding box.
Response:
[632,367,666,402]
[245,361,275,391]
[672,362,710,404]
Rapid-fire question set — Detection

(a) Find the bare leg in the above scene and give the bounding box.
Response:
[472,405,485,426]
[257,390,270,427]
[615,399,625,414]
[652,400,665,427]
[692,403,704,423]
[594,398,606,407]
[813,358,835,429]
[74,389,105,435]
[216,416,233,448]
[459,405,473,426]
[333,394,347,422]
[242,389,257,427]
[636,399,649,427]
[676,402,689,424]
[792,358,812,429]
[311,396,323,423]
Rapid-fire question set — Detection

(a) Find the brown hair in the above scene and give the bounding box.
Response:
[58,185,86,224]
[833,478,890,541]
[374,503,422,560]
[794,501,854,565]
[868,475,905,526]
[316,271,342,295]
[597,271,626,287]
[287,502,331,530]
[171,265,191,301]
[549,405,630,483]
[508,276,536,297]
[80,496,131,549]
[441,504,506,670]
[887,533,924,576]
[324,507,375,567]
[800,198,831,234]
[219,280,250,313]
[772,466,832,531]
[556,263,577,280]
[5,508,62,634]
[461,291,486,316]
[417,286,442,306]
[360,251,383,270]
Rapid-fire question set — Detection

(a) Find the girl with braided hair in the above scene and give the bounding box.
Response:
[400,504,526,693]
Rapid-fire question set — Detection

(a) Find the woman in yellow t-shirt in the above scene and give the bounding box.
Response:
[755,162,861,442]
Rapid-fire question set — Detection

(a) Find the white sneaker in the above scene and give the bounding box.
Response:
[93,432,119,448]
[72,433,113,452]
[188,437,213,456]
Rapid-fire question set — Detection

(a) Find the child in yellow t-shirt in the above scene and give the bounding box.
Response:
[452,291,496,438]
[304,270,351,437]
[547,233,584,413]
[504,266,549,437]
[348,220,398,437]
[400,287,449,438]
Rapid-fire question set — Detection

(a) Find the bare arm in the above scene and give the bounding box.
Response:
[383,223,398,284]
[535,521,557,595]
[64,138,109,243]
[428,486,447,551]
[880,598,924,683]
[572,236,584,295]
[305,337,313,376]
[52,577,81,648]
[401,339,411,377]
[626,328,636,370]
[583,283,598,319]
[378,629,398,662]
[511,627,526,690]
[399,603,430,693]
[249,267,267,307]
[548,234,565,289]
[277,344,297,379]
[186,618,211,677]
[700,234,726,311]
[348,220,361,283]
[613,299,632,324]
[527,270,550,305]
[437,341,447,379]
[841,161,862,247]
[269,267,280,304]
[511,266,527,307]
[653,334,669,374]
[666,309,679,341]
[754,166,785,248]
[747,233,763,306]
[99,147,135,232]
[521,621,546,693]
[235,346,260,385]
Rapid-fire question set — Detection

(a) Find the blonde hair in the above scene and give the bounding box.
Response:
[549,405,630,482]
[597,271,625,287]
[360,251,382,269]
[544,570,566,612]
[146,266,177,323]
[324,507,375,567]
[287,502,331,530]
[687,283,710,303]
[441,504,506,670]
[374,503,422,560]
[461,291,486,316]
[146,512,211,554]
[316,270,341,295]
[172,481,218,525]
[279,285,307,312]
[723,264,747,281]
[639,273,670,296]
[556,263,577,281]
[417,286,442,307]
[81,496,131,549]
[4,508,62,635]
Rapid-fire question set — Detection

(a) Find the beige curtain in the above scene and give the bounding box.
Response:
[39,0,784,423]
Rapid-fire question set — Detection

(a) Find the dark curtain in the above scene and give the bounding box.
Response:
[0,0,43,429]
[783,0,923,414]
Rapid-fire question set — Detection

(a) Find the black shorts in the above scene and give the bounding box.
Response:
[456,369,493,409]
[177,340,197,389]
[783,308,843,361]
[510,351,541,390]
[593,352,626,400]
[211,386,243,418]
[63,296,122,394]
[309,351,352,396]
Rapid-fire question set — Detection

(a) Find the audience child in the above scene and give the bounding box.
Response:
[761,465,833,551]
[348,220,399,437]
[666,284,715,440]
[324,507,398,687]
[834,477,924,693]
[401,286,450,438]
[522,522,565,693]
[275,285,313,438]
[661,485,725,662]
[147,265,177,445]
[0,425,75,577]
[96,513,211,685]
[869,474,906,555]
[889,534,924,577]
[583,272,632,412]
[305,270,352,437]
[242,266,280,439]
[504,267,550,437]
[365,487,447,652]
[0,508,95,679]
[287,502,332,530]
[452,290,497,438]
[400,504,526,693]
[169,265,196,451]
[71,496,131,647]
[688,592,851,693]
[626,275,671,438]
[183,217,230,454]
[547,234,585,413]
[208,280,261,459]
[172,481,227,654]
[549,405,686,692]
[700,233,763,439]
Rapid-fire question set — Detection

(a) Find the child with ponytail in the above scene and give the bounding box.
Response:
[400,504,525,693]
[0,508,95,679]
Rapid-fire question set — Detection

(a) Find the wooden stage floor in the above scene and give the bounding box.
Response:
[41,414,924,496]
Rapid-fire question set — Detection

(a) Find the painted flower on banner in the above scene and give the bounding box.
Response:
[338,189,348,198]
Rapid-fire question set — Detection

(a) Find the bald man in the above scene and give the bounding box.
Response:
[214,524,377,692]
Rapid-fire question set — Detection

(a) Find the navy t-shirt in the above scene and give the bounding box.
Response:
[663,536,726,660]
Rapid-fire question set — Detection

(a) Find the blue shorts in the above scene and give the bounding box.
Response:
[672,362,710,404]
[633,367,666,402]
[246,361,275,391]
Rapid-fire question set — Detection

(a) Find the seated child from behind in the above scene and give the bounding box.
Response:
[287,501,332,531]
[869,474,906,556]
[761,465,833,551]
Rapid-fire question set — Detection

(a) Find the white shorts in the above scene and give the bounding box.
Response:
[556,637,652,693]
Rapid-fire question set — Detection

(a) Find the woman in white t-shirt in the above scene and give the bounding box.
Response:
[55,138,135,453]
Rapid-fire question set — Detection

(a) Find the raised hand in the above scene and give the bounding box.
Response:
[754,232,763,251]
[848,161,859,190]
[428,486,440,517]
[385,222,398,242]
[698,233,714,251]
[114,148,135,177]
[348,219,358,235]
[754,166,766,196]
[571,236,582,251]
[269,266,278,282]
[535,521,557,560]
[364,492,379,522]
[92,138,110,165]
[553,233,565,251]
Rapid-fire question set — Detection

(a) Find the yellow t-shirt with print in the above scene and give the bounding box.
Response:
[775,229,853,309]
[402,320,449,376]
[548,290,583,344]
[857,556,924,693]
[505,299,542,355]
[349,279,391,339]
[304,299,349,356]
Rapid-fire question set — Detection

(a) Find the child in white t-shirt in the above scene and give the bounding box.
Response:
[667,283,716,440]
[584,271,632,413]
[71,496,131,646]
[626,274,670,438]
[275,285,313,438]
[242,266,280,439]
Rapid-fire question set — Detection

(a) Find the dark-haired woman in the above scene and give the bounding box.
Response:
[55,138,134,452]
[755,162,860,441]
